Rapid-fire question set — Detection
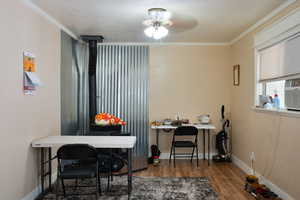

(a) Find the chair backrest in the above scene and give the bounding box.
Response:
[57,144,98,162]
[174,126,198,136]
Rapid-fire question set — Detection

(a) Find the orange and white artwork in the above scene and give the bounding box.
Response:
[23,52,36,95]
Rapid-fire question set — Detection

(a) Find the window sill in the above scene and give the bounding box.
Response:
[252,106,300,118]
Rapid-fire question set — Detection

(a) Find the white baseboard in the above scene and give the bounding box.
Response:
[21,172,57,200]
[232,155,295,200]
[160,152,217,159]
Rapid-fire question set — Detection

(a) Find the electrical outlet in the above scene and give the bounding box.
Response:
[250,152,255,161]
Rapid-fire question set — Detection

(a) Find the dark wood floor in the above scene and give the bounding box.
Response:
[135,159,253,200]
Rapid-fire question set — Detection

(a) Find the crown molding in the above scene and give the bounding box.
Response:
[23,0,78,40]
[229,0,297,45]
[98,42,230,46]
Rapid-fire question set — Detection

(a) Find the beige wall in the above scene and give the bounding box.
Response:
[149,45,232,153]
[0,0,61,200]
[231,1,300,199]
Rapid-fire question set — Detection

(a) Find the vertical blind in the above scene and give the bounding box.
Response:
[259,34,300,82]
[96,45,149,157]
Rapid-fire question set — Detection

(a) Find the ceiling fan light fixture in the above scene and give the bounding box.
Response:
[155,26,168,39]
[143,8,172,40]
[153,30,163,40]
[144,26,155,37]
[144,25,169,40]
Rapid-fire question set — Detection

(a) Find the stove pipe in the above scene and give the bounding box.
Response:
[81,35,104,129]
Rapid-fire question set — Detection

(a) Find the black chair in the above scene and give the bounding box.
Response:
[56,144,100,200]
[169,126,199,167]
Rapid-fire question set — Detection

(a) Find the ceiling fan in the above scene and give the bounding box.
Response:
[143,8,173,40]
[142,8,198,40]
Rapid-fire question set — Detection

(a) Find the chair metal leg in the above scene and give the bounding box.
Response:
[61,178,66,197]
[196,145,199,167]
[203,130,206,160]
[191,146,195,163]
[56,174,59,200]
[208,130,211,166]
[107,174,110,191]
[97,173,102,195]
[173,147,176,167]
[169,144,173,164]
[95,177,99,200]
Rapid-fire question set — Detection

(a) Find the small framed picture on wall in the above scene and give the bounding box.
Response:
[233,65,240,86]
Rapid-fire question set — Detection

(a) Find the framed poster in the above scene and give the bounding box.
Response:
[233,65,240,86]
[23,52,36,95]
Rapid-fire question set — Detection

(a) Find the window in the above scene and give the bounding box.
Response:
[255,34,300,110]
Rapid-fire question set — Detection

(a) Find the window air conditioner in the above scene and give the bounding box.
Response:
[285,78,300,111]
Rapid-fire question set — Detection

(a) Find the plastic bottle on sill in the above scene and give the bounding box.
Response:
[273,94,280,109]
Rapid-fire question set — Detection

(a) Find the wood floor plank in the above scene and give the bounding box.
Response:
[135,159,253,200]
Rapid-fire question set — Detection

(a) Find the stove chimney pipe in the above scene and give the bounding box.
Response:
[81,35,104,129]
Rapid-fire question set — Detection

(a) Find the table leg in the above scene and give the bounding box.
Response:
[208,130,210,166]
[48,147,52,191]
[41,148,45,194]
[203,130,206,160]
[128,148,132,195]
[156,129,160,148]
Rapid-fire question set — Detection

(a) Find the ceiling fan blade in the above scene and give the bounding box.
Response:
[169,13,198,33]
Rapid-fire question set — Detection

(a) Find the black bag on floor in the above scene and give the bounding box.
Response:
[148,145,161,164]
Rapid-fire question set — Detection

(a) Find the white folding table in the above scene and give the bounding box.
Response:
[31,136,136,197]
[151,124,216,165]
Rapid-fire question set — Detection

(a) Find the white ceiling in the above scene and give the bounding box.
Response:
[31,0,288,43]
